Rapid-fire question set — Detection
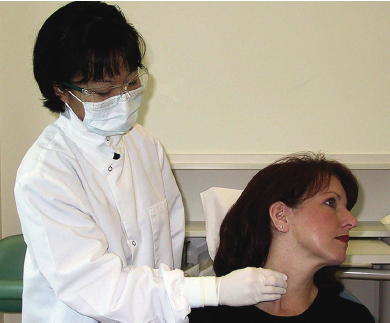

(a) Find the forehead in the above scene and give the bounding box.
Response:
[325,176,345,193]
[296,176,346,210]
[312,176,346,200]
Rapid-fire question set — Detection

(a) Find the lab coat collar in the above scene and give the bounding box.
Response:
[58,106,125,172]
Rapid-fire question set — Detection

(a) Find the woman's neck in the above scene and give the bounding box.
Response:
[256,241,319,316]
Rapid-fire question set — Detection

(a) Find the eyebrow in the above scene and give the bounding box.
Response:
[322,190,342,200]
[101,72,133,83]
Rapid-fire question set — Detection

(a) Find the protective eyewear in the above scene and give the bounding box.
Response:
[61,66,148,103]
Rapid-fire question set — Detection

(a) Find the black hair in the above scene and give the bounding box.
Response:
[213,152,359,293]
[33,1,146,113]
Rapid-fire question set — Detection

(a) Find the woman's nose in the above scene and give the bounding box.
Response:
[343,209,358,229]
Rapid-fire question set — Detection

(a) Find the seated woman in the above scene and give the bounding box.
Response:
[189,152,375,322]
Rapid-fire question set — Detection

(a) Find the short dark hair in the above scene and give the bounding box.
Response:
[33,1,146,113]
[213,152,358,292]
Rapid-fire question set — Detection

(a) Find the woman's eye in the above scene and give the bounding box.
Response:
[96,89,112,96]
[325,198,336,208]
[127,79,140,88]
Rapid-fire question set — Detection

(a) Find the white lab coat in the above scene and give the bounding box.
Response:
[14,107,189,322]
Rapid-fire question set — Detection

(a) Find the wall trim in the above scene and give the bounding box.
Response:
[168,154,390,170]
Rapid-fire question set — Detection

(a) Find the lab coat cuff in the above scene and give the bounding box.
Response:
[202,276,219,306]
[183,276,218,308]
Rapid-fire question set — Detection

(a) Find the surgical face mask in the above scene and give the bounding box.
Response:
[68,88,143,136]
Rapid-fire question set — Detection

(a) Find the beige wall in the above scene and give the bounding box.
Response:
[1,0,390,230]
[2,1,390,237]
[0,1,65,238]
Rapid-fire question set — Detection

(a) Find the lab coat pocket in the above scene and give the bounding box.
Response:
[149,200,174,268]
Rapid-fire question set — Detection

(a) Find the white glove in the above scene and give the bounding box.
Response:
[217,267,287,306]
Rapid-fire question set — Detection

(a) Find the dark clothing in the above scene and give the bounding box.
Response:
[189,289,375,322]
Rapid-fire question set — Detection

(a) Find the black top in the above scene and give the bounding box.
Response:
[188,289,375,323]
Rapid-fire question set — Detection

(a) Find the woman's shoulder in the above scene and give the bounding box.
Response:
[309,288,375,322]
[188,305,264,323]
[188,289,375,323]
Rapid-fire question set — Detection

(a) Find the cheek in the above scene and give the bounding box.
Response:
[294,213,335,246]
[301,226,324,247]
[304,209,338,229]
[291,210,346,265]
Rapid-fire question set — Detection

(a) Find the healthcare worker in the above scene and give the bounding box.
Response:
[14,2,287,322]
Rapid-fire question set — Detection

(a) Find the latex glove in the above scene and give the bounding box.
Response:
[217,267,287,306]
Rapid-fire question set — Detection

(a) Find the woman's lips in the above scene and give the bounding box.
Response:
[336,235,350,244]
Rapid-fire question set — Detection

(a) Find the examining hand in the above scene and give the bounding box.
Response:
[217,267,287,306]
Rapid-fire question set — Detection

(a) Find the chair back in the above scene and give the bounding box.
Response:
[0,234,27,313]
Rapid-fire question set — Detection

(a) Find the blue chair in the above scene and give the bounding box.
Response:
[340,288,363,304]
[0,234,26,313]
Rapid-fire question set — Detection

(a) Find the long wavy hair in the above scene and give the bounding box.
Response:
[213,152,358,293]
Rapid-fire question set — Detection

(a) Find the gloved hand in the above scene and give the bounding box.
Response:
[217,267,287,306]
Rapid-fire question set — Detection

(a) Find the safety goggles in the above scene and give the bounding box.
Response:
[61,65,148,103]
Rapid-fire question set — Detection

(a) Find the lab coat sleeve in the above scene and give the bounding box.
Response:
[156,140,185,269]
[15,171,190,322]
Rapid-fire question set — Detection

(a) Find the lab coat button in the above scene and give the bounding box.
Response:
[108,166,113,172]
[106,136,110,141]
[132,240,136,246]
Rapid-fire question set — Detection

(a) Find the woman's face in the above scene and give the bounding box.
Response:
[289,176,358,268]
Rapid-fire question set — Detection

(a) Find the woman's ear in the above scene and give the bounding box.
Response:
[269,202,290,233]
[53,83,70,104]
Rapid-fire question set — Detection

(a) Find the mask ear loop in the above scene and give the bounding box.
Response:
[67,89,83,103]
[126,85,145,100]
[64,102,84,123]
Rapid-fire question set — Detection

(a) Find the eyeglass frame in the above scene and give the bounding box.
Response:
[61,65,148,97]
